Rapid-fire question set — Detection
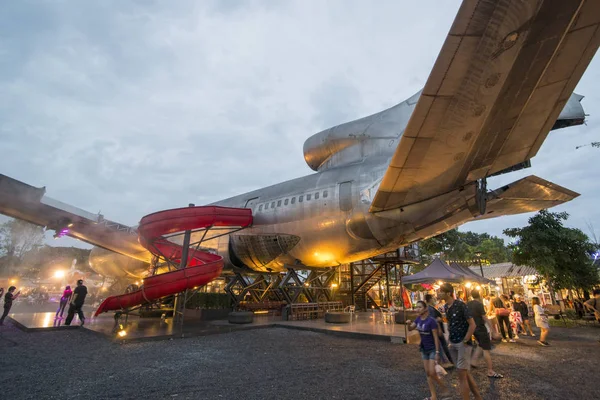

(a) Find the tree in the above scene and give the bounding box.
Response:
[0,219,45,274]
[504,210,599,292]
[419,229,511,264]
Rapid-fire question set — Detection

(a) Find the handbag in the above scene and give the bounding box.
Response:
[495,308,510,317]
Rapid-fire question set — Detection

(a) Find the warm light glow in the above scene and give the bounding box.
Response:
[118,330,127,337]
[10,279,17,284]
[101,287,108,292]
[330,283,338,288]
[54,270,65,279]
[134,281,140,285]
[495,286,501,292]
[465,282,472,288]
[437,281,443,285]
[304,283,309,287]
[476,285,481,290]
[253,310,269,314]
[67,223,74,227]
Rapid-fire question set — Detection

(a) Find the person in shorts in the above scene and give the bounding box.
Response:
[467,290,503,379]
[425,293,453,366]
[407,300,451,400]
[532,297,550,346]
[439,283,482,400]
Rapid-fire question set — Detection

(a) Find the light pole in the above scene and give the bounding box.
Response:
[475,251,484,277]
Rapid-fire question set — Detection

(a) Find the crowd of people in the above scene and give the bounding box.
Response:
[0,279,88,326]
[406,285,600,400]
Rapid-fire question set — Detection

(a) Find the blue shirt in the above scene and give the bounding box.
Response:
[415,315,438,352]
[444,300,472,344]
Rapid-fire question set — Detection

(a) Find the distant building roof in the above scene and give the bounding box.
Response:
[468,263,537,279]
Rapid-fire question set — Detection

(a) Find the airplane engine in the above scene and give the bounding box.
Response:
[227,234,300,273]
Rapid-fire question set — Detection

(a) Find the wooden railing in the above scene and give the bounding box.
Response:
[289,301,344,320]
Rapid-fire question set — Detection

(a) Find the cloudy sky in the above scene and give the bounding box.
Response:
[1,0,599,249]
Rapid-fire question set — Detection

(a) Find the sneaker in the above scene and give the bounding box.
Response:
[509,339,516,343]
[501,338,508,343]
[514,335,520,339]
[537,340,550,346]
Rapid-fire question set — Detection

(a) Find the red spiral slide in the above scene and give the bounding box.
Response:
[94,206,253,316]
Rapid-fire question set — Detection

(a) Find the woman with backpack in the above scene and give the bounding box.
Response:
[491,294,515,342]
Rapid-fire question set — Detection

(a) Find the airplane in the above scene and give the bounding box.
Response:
[1,0,599,294]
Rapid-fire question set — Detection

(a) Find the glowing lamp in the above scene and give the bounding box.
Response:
[54,270,65,279]
[330,283,338,288]
[465,282,472,288]
[476,285,481,290]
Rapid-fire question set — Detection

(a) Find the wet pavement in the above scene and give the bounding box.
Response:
[0,316,598,400]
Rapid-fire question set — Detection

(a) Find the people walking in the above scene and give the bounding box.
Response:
[0,286,21,325]
[583,289,600,343]
[512,294,535,336]
[492,294,515,342]
[425,294,453,366]
[532,297,550,346]
[467,290,503,379]
[65,280,87,326]
[406,300,451,400]
[438,283,482,400]
[56,285,73,319]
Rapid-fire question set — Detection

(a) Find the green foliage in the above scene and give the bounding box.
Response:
[503,210,599,291]
[185,292,231,309]
[0,219,45,274]
[419,228,511,265]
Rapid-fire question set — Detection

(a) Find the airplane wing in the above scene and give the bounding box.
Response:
[0,174,151,262]
[370,0,600,212]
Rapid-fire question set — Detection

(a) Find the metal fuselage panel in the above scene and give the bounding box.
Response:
[84,93,585,277]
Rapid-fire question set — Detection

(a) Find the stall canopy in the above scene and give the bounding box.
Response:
[450,262,495,285]
[403,258,468,285]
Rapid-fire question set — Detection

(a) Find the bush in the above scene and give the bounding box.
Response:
[185,292,231,309]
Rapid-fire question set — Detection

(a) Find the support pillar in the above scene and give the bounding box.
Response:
[173,203,194,332]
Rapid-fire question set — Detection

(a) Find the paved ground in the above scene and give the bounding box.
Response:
[0,319,599,400]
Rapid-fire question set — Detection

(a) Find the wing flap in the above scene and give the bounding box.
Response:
[479,175,579,219]
[371,0,599,212]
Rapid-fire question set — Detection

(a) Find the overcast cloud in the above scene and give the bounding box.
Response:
[1,0,599,248]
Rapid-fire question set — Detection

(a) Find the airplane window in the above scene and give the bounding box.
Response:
[277,200,282,207]
[315,192,320,200]
[307,194,311,201]
[323,190,328,198]
[299,195,303,202]
[284,199,289,206]
[271,202,275,208]
[291,197,296,204]
[259,205,263,211]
